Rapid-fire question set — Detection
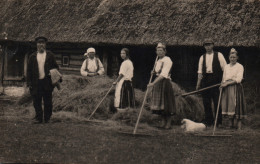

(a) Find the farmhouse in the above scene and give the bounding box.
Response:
[0,0,259,92]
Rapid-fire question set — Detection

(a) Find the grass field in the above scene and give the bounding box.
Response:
[0,99,259,164]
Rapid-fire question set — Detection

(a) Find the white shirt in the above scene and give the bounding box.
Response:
[80,57,104,76]
[155,56,172,79]
[222,62,244,83]
[37,51,46,79]
[197,52,226,73]
[119,59,134,81]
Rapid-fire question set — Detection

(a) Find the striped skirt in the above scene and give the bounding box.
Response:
[150,79,176,116]
[114,79,135,108]
[221,83,247,119]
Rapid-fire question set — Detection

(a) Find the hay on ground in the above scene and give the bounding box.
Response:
[112,81,204,125]
[17,75,204,124]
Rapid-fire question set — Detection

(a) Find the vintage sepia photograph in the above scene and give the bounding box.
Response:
[0,0,259,163]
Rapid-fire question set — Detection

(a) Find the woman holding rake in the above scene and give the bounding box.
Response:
[147,43,177,129]
[220,48,247,130]
[113,48,135,112]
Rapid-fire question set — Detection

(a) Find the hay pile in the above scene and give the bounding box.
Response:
[4,87,25,97]
[15,74,260,130]
[17,75,204,124]
[17,75,116,120]
[52,75,115,119]
[112,82,204,125]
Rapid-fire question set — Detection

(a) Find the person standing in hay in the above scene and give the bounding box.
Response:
[80,47,105,77]
[113,48,135,111]
[220,48,246,130]
[196,38,227,127]
[147,43,176,129]
[27,36,59,124]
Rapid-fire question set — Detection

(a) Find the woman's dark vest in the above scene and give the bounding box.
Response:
[202,52,223,86]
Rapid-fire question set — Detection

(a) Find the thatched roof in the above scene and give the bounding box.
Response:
[0,0,259,46]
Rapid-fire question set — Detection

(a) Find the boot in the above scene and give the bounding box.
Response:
[237,119,242,130]
[159,116,166,128]
[231,117,235,128]
[228,118,234,129]
[233,118,238,128]
[164,116,172,129]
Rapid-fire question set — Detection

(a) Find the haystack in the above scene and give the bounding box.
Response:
[17,74,204,124]
[52,75,115,119]
[112,81,204,125]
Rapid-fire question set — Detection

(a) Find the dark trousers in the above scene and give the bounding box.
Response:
[32,79,53,122]
[202,74,222,126]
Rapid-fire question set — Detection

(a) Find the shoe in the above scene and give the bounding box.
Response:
[164,116,172,130]
[237,120,242,130]
[217,124,223,128]
[117,108,128,113]
[44,117,50,123]
[32,119,42,124]
[159,117,166,128]
[205,124,213,129]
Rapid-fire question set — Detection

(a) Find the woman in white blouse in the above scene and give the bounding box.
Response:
[220,48,246,130]
[147,43,176,129]
[113,48,135,111]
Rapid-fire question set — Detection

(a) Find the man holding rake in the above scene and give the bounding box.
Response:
[196,38,227,127]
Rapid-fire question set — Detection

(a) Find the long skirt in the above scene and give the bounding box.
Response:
[150,79,176,116]
[114,79,135,108]
[221,83,247,119]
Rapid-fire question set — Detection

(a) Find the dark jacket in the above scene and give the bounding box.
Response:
[27,50,59,95]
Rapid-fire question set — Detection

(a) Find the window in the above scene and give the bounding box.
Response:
[62,56,69,66]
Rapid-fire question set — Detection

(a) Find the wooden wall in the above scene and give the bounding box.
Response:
[0,42,29,87]
[1,41,259,92]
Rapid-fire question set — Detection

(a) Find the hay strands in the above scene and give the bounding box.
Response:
[87,84,114,122]
[182,83,221,97]
[196,88,232,137]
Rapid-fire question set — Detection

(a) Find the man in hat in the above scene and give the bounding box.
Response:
[27,36,59,123]
[196,38,227,127]
[80,47,104,77]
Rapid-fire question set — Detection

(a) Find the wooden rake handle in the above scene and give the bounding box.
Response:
[133,56,158,135]
[87,84,114,120]
[181,83,221,96]
[213,88,223,135]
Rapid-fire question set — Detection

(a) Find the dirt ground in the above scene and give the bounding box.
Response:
[0,99,260,164]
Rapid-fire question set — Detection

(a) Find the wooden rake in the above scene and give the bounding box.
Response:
[196,88,232,137]
[117,56,159,136]
[86,84,114,123]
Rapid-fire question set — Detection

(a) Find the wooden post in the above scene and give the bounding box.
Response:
[23,52,29,91]
[102,51,108,75]
[3,45,8,81]
[0,45,4,93]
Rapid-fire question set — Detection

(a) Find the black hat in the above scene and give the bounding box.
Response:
[35,36,48,43]
[203,38,214,46]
